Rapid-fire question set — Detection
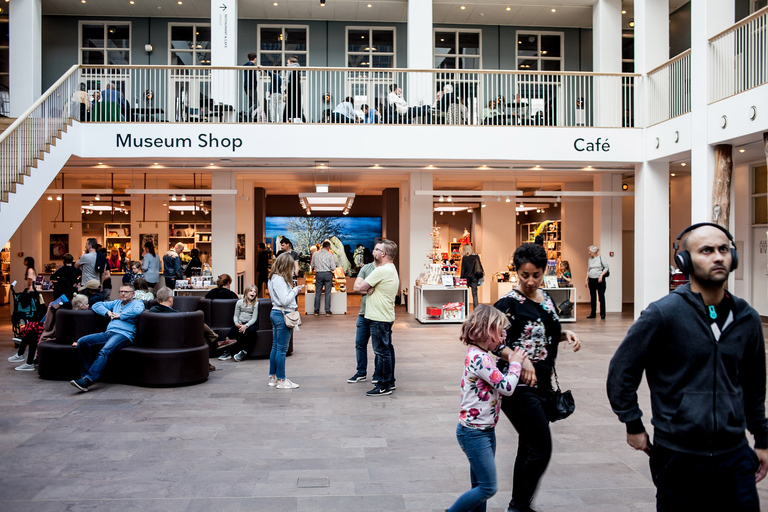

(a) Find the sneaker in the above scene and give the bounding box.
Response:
[14,363,35,371]
[347,373,366,383]
[326,312,332,317]
[233,350,247,362]
[314,311,319,316]
[268,375,277,387]
[208,364,216,372]
[70,377,91,392]
[217,339,237,349]
[276,378,299,389]
[218,352,232,361]
[371,379,379,384]
[8,354,25,363]
[366,386,392,396]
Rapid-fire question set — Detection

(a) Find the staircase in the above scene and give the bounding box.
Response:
[0,65,80,246]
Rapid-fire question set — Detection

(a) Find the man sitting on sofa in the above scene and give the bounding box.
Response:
[70,283,145,392]
[149,287,221,372]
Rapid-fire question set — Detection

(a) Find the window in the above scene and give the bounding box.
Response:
[79,22,131,65]
[169,24,211,66]
[434,30,481,69]
[258,25,309,67]
[0,12,8,113]
[516,31,563,71]
[622,34,634,73]
[752,0,768,13]
[754,165,767,225]
[347,27,395,68]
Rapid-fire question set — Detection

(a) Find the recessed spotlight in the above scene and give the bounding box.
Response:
[129,0,134,3]
[621,9,626,14]
[739,149,745,153]
[172,194,177,201]
[56,195,61,201]
[97,162,103,165]
[153,162,158,165]
[209,163,215,166]
[551,8,556,12]
[681,162,686,166]
[47,195,53,201]
[80,0,85,3]
[439,195,444,202]
[447,195,453,202]
[181,194,186,201]
[460,5,465,9]
[273,2,278,5]
[177,1,182,4]
[534,165,540,168]
[506,6,511,10]
[367,3,372,6]
[586,165,593,169]
[95,194,100,201]
[622,183,629,191]
[671,173,676,177]
[505,196,511,203]
[629,21,635,27]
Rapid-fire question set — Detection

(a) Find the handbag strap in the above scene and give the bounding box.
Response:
[552,362,562,392]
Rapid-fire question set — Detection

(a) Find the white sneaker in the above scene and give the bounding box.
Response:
[268,375,277,387]
[8,354,24,363]
[233,350,247,362]
[218,352,232,361]
[276,379,299,389]
[14,363,35,371]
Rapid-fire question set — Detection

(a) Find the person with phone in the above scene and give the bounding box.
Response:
[267,252,304,389]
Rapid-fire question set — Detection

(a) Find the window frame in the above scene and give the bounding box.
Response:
[752,163,768,227]
[433,28,482,70]
[515,30,564,72]
[257,24,310,67]
[345,26,397,69]
[621,33,634,73]
[167,23,212,66]
[78,20,132,66]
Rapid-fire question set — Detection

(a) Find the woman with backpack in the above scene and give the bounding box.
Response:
[460,244,484,309]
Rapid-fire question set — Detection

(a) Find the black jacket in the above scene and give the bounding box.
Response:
[607,283,768,455]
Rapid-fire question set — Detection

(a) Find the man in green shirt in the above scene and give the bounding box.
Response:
[347,258,378,384]
[357,239,399,396]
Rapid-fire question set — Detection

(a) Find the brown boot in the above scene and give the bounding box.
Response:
[208,364,216,372]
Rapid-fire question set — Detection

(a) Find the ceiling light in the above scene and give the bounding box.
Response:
[315,184,329,193]
[621,10,626,14]
[586,165,592,169]
[153,162,158,165]
[95,194,100,201]
[534,165,540,168]
[367,3,371,6]
[551,8,556,12]
[440,211,444,215]
[681,162,686,166]
[273,2,278,5]
[89,202,93,207]
[439,195,444,202]
[506,7,511,10]
[181,194,186,201]
[56,195,62,201]
[622,184,629,191]
[447,195,452,202]
[481,203,486,208]
[739,149,745,153]
[177,1,182,4]
[452,211,456,216]
[47,195,53,201]
[98,210,103,215]
[460,5,465,9]
[320,0,325,5]
[172,194,177,201]
[129,1,134,3]
[80,0,85,3]
[180,210,184,215]
[467,208,473,213]
[120,201,125,206]
[97,162,103,165]
[505,196,511,203]
[671,173,676,177]
[629,21,635,27]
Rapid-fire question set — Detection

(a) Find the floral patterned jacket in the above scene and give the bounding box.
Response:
[459,346,522,430]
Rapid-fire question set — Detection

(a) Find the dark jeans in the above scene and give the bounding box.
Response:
[354,315,379,380]
[269,310,292,380]
[18,328,41,364]
[588,277,606,317]
[650,443,760,512]
[226,323,258,358]
[165,277,176,290]
[257,271,268,298]
[500,386,552,509]
[468,279,479,308]
[370,320,395,388]
[77,331,132,382]
[447,424,497,512]
[408,105,432,124]
[314,271,333,313]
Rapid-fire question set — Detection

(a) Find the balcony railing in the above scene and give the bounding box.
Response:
[710,6,768,103]
[68,65,638,128]
[647,50,691,126]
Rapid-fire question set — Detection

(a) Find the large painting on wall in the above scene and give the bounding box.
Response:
[265,216,381,272]
[49,234,69,260]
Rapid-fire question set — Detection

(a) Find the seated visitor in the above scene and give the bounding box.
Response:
[133,277,154,301]
[149,287,217,372]
[387,84,431,124]
[218,284,259,363]
[205,274,238,300]
[78,279,105,307]
[330,97,358,123]
[122,260,143,284]
[70,283,145,392]
[361,104,379,124]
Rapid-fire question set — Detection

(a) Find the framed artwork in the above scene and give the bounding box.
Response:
[237,234,246,260]
[49,234,69,260]
[140,233,159,251]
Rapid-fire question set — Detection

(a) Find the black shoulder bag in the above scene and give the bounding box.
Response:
[600,256,610,278]
[545,364,575,422]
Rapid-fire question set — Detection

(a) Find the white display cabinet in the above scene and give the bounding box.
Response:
[414,285,469,324]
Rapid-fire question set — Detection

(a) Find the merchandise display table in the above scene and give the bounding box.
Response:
[414,285,469,324]
[304,291,347,315]
[543,287,576,322]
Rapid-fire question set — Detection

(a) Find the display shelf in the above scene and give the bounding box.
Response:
[543,287,576,322]
[414,285,469,324]
[304,291,347,315]
[521,220,562,261]
[104,223,131,253]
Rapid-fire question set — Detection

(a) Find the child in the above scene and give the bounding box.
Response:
[447,305,527,512]
[560,260,572,285]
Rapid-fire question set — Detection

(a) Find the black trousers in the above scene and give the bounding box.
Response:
[588,277,606,317]
[650,443,760,512]
[500,386,552,508]
[226,323,258,358]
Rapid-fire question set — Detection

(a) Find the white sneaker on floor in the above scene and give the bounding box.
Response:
[218,352,232,361]
[268,375,277,387]
[276,379,299,389]
[14,363,35,371]
[233,350,247,362]
[8,354,25,363]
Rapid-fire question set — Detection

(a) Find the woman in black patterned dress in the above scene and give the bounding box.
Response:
[494,243,581,512]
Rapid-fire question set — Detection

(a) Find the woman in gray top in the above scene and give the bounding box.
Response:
[219,285,259,362]
[141,241,160,288]
[268,252,304,389]
[584,245,609,319]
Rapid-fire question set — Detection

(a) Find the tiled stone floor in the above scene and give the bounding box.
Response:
[0,304,767,512]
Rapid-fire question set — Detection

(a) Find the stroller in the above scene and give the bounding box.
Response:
[10,284,44,346]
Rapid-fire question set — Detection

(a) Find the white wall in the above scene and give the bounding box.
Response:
[561,184,593,304]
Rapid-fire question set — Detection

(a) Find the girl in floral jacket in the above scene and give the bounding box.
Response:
[447,305,527,512]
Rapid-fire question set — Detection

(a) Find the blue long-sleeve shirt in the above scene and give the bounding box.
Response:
[92,299,145,341]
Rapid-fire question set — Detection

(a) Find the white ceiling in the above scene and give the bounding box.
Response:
[41,0,689,28]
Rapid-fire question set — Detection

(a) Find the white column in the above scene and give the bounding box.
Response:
[634,160,669,316]
[690,0,734,223]
[211,0,238,107]
[407,0,433,105]
[9,0,41,116]
[634,0,669,72]
[211,172,236,283]
[405,171,432,313]
[593,174,623,312]
[592,0,622,126]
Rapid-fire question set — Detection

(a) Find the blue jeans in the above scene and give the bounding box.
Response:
[314,271,333,313]
[651,443,760,511]
[77,331,132,382]
[354,315,379,379]
[448,424,497,512]
[269,310,292,380]
[370,320,395,388]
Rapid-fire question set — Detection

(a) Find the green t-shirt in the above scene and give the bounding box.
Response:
[363,262,399,323]
[357,262,375,316]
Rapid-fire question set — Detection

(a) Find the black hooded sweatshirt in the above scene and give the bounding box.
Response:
[607,283,768,455]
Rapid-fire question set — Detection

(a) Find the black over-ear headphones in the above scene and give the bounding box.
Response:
[672,222,738,275]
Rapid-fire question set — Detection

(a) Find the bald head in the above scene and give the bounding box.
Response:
[683,225,733,287]
[681,225,729,253]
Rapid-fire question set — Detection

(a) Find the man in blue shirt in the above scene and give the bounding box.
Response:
[100,82,126,108]
[70,283,145,392]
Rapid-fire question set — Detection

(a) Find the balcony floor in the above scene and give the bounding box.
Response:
[0,304,767,511]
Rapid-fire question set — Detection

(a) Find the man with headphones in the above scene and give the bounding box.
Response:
[607,223,768,511]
